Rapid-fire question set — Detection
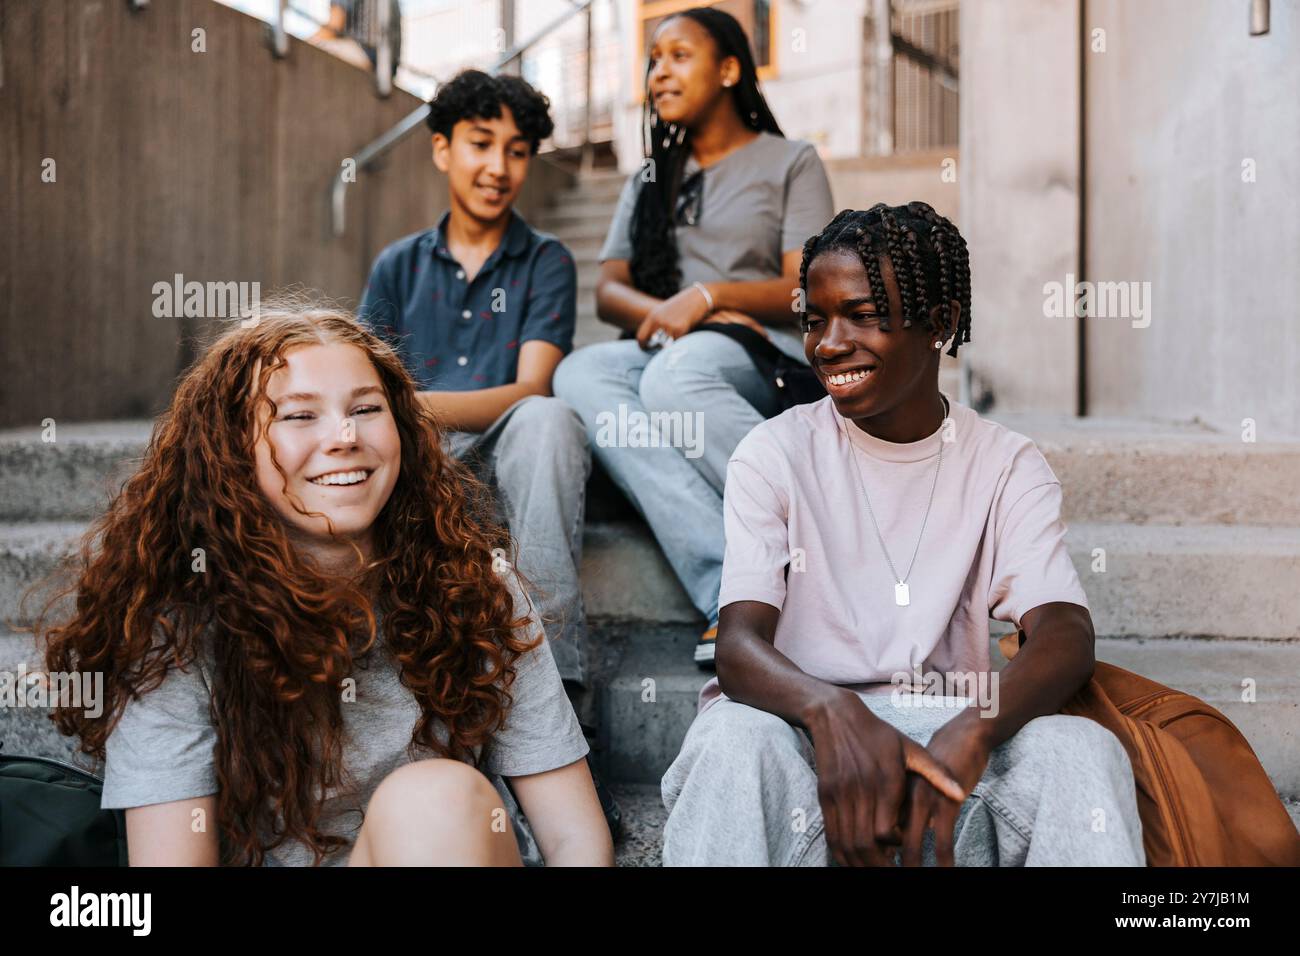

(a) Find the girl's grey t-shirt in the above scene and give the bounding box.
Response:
[99,574,589,866]
[599,130,836,360]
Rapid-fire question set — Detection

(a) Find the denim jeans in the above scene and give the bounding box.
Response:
[444,395,591,686]
[661,694,1147,866]
[553,330,805,627]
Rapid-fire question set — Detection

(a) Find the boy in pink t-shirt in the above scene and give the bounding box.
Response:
[661,203,1144,867]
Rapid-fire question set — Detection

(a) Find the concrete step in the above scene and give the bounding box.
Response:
[991,413,1300,527]
[559,235,605,259]
[0,421,152,522]
[7,518,1297,641]
[0,521,92,629]
[553,176,630,206]
[0,519,698,631]
[609,783,665,867]
[537,220,612,243]
[1066,522,1300,642]
[1066,523,1300,639]
[581,523,699,624]
[0,628,90,768]
[535,208,621,233]
[6,415,1294,526]
[587,623,706,786]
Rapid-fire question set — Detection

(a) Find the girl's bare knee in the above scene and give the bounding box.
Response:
[363,758,508,844]
[352,758,519,865]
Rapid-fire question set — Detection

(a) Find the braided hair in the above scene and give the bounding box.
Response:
[628,7,783,299]
[798,202,972,357]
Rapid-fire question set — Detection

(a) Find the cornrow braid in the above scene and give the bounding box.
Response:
[798,202,972,357]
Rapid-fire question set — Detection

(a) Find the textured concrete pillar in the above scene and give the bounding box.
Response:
[960,0,1081,415]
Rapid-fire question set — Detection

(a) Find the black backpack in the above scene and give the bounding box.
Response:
[0,742,128,866]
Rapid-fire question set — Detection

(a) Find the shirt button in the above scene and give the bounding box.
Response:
[461,309,471,319]
[457,356,468,366]
[456,270,465,280]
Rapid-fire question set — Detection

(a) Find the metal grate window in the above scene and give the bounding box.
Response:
[892,0,959,152]
[863,0,959,156]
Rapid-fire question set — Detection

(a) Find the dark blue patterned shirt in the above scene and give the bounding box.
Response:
[358,210,576,391]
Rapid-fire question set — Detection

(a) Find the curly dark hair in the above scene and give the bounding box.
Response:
[799,202,972,357]
[426,68,555,153]
[36,296,538,866]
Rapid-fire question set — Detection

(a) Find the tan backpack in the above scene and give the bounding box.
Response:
[999,633,1300,866]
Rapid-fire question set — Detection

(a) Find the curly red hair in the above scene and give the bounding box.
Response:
[37,297,537,865]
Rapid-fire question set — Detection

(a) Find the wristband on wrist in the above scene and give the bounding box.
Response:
[692,281,715,312]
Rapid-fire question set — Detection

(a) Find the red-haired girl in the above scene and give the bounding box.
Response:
[41,298,613,866]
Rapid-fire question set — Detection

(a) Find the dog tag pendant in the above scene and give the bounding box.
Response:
[895,582,910,607]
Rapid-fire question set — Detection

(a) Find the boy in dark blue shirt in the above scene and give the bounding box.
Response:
[358,71,593,707]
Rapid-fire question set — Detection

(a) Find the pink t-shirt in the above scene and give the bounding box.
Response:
[699,395,1089,714]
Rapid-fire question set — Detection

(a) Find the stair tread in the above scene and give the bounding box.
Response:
[609,783,665,867]
[1065,522,1300,550]
[0,421,154,444]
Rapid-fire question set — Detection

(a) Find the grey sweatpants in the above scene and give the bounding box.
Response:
[661,694,1146,866]
[444,395,592,687]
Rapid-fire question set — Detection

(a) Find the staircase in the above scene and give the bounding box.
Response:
[3,169,1298,863]
[532,168,627,352]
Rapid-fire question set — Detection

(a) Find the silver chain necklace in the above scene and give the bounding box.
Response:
[843,396,949,607]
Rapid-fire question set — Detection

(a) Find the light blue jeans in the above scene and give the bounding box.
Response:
[662,694,1147,866]
[553,330,806,627]
[444,395,591,686]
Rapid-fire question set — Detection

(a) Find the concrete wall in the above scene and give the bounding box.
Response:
[825,148,959,222]
[1083,0,1300,438]
[0,0,571,429]
[959,0,1082,416]
[754,0,869,158]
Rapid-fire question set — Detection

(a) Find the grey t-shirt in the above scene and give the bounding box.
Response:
[99,574,589,866]
[599,130,835,361]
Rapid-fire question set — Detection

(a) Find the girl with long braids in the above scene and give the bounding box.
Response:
[661,204,1145,867]
[39,298,613,866]
[553,6,834,668]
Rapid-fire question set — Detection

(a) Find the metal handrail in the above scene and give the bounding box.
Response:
[271,0,288,59]
[376,0,393,97]
[330,0,597,237]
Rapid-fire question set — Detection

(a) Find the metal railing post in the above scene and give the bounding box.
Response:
[271,0,289,59]
[870,0,894,156]
[332,104,431,237]
[376,0,393,97]
[581,2,593,173]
